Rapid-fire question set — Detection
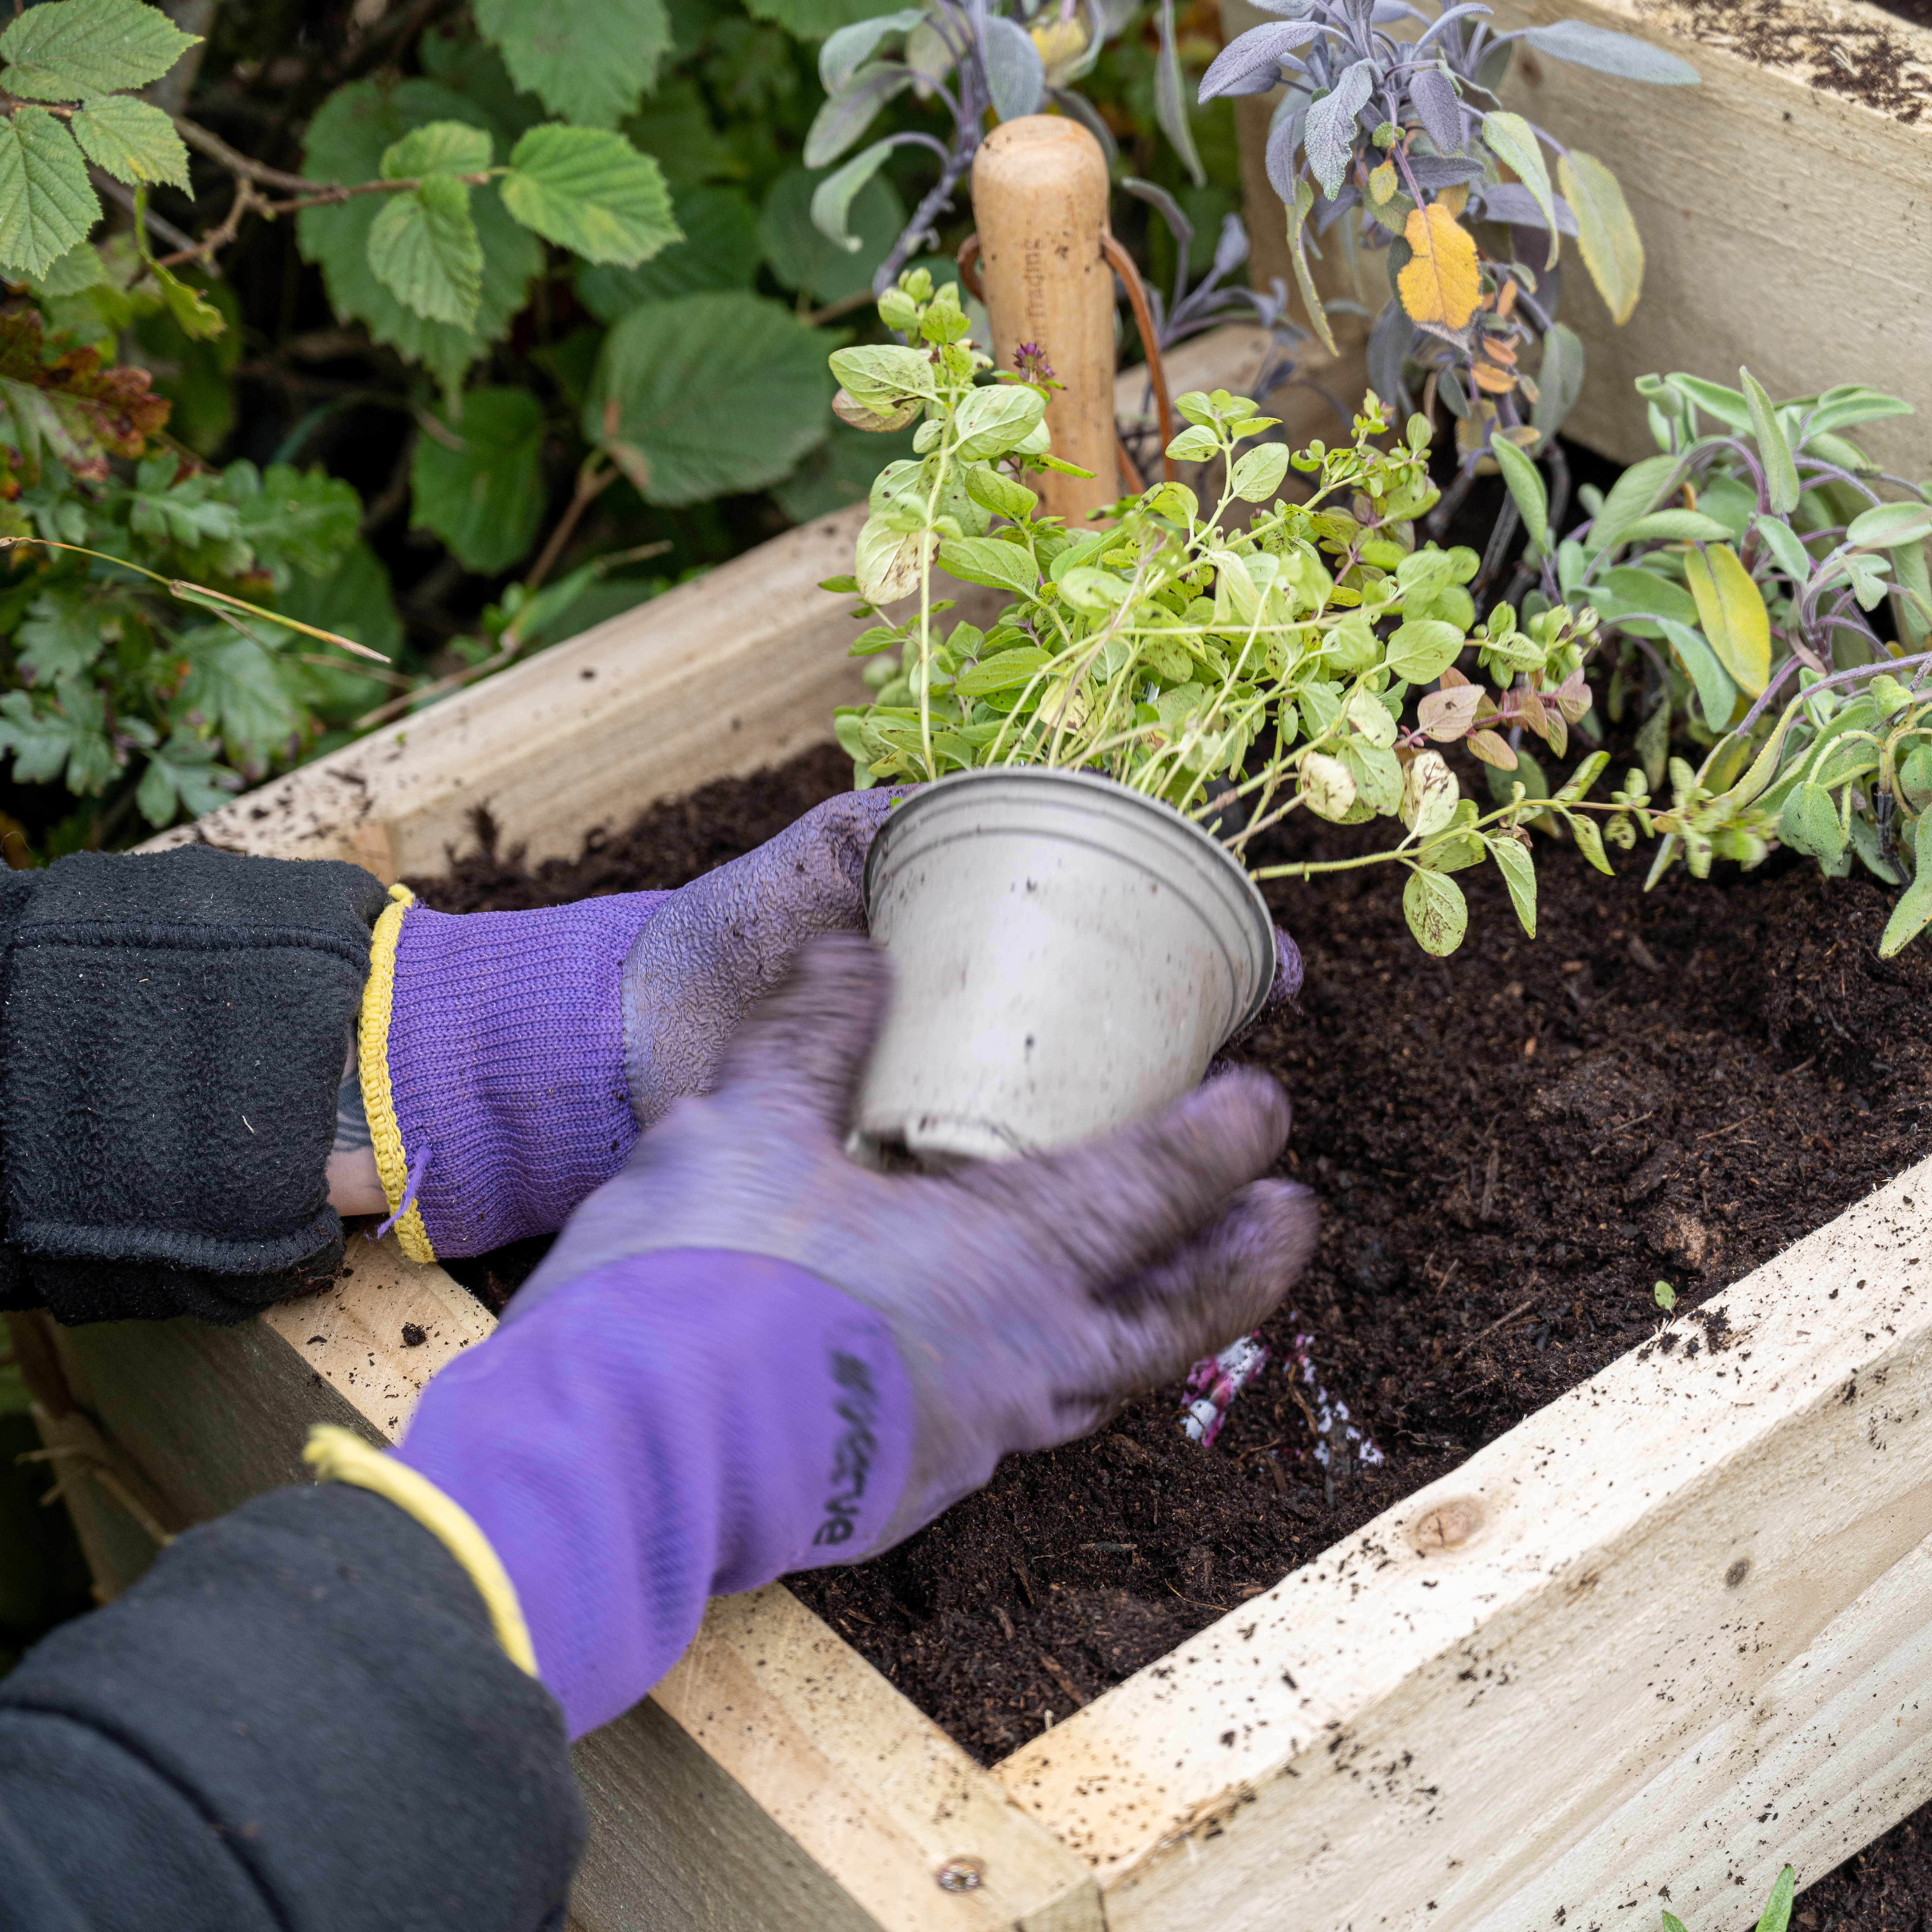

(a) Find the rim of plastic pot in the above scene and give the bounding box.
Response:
[861,766,1278,1037]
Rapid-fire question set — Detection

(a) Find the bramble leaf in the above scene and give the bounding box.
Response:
[69,93,189,188]
[410,387,546,573]
[586,291,832,506]
[502,125,678,266]
[1403,866,1468,954]
[0,107,99,278]
[1558,151,1643,324]
[366,174,482,328]
[1397,204,1481,330]
[473,0,671,127]
[0,0,198,101]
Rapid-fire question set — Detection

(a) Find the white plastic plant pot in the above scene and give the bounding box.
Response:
[854,767,1277,1164]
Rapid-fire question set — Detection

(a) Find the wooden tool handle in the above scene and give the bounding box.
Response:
[969,115,1119,527]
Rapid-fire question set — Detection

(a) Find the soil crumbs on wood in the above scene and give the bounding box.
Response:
[414,746,1932,1849]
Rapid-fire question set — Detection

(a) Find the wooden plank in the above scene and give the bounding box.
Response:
[1222,0,1931,479]
[994,1153,1932,1930]
[1489,0,1932,475]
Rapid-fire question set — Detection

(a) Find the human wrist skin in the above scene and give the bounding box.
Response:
[361,888,668,1261]
[391,1247,913,1738]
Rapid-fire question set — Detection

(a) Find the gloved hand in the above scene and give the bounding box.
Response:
[390,935,1316,1735]
[353,789,902,1259]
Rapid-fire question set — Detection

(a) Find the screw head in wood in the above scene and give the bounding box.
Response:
[936,1858,985,1894]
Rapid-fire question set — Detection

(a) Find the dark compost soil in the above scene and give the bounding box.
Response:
[408,744,1932,1914]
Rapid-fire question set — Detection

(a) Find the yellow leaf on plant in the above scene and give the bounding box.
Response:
[1467,728,1518,769]
[1398,204,1481,330]
[1683,542,1771,696]
[1437,182,1469,220]
[1470,362,1517,395]
[1368,160,1398,206]
[1557,151,1644,325]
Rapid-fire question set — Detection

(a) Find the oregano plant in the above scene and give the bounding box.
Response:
[825,269,1614,957]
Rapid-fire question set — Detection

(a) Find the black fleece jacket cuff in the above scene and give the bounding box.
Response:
[0,845,389,1324]
[0,1482,585,1931]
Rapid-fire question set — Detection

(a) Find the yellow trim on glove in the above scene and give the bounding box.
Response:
[304,1424,537,1677]
[359,882,435,1263]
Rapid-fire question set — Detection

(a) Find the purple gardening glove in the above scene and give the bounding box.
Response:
[620,787,904,1127]
[393,937,1315,1735]
[374,791,902,1257]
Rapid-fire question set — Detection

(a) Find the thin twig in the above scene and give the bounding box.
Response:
[523,457,617,597]
[1451,1292,1542,1361]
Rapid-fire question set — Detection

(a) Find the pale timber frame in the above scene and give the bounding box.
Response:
[1223,0,1932,478]
[12,315,1932,1927]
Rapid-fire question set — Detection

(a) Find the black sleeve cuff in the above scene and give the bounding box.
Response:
[0,1483,584,1931]
[0,845,391,1324]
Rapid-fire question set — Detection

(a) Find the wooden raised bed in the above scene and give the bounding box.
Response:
[1224,0,1932,476]
[15,312,1932,1925]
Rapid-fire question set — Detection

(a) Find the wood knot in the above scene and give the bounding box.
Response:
[1411,1497,1485,1553]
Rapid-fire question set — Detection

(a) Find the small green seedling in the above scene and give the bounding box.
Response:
[1662,1862,1794,1932]
[1654,1280,1677,1312]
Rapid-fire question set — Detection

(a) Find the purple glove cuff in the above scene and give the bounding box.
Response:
[384,894,667,1258]
[394,1249,913,1738]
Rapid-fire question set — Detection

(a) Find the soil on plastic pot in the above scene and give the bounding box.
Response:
[411,745,1932,1805]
